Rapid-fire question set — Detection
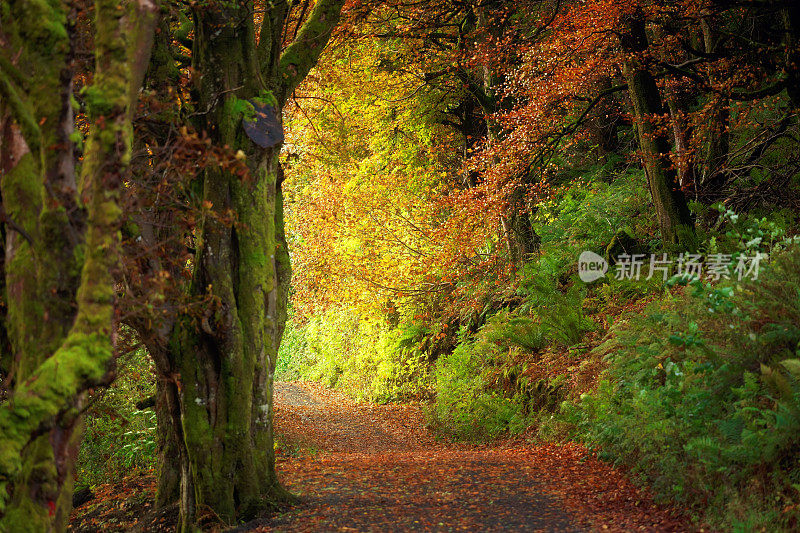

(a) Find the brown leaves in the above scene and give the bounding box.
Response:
[68,473,177,533]
[264,381,696,532]
[69,381,696,531]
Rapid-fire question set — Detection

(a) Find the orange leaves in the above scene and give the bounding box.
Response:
[69,474,174,532]
[284,37,464,318]
[170,127,251,181]
[263,381,694,532]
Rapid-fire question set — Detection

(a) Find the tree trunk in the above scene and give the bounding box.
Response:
[153,370,182,509]
[166,1,343,529]
[620,14,697,250]
[698,16,730,199]
[0,2,86,528]
[0,1,158,530]
[586,77,621,163]
[699,100,730,199]
[783,4,800,109]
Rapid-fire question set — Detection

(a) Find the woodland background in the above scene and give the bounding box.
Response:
[2,0,800,531]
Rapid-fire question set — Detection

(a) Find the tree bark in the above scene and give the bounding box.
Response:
[0,1,158,530]
[166,1,343,529]
[0,1,86,528]
[697,16,730,199]
[619,13,697,250]
[586,78,621,161]
[783,4,800,109]
[153,361,182,509]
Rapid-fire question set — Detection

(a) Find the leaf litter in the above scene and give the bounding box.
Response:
[69,381,698,532]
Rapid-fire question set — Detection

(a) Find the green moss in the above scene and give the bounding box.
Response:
[252,90,277,108]
[228,96,256,120]
[243,251,268,268]
[278,0,345,94]
[39,202,83,356]
[0,333,113,516]
[0,0,143,522]
[0,150,47,378]
[3,437,61,532]
[1,0,70,165]
[16,0,68,45]
[174,11,193,43]
[0,71,41,154]
[1,150,42,228]
[2,498,50,533]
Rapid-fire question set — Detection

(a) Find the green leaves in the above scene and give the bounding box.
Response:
[569,245,800,530]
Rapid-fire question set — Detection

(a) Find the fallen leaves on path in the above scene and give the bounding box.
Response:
[67,472,176,532]
[256,381,696,532]
[68,382,698,532]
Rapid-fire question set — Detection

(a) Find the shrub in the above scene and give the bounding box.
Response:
[276,308,432,403]
[429,326,530,439]
[429,279,593,439]
[77,346,157,488]
[536,169,654,251]
[563,245,800,531]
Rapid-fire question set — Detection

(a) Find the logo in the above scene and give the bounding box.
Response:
[578,251,608,283]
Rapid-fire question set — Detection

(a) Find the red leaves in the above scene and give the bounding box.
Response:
[68,473,176,532]
[69,381,696,531]
[267,381,696,532]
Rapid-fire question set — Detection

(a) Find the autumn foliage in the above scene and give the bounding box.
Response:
[3,0,800,531]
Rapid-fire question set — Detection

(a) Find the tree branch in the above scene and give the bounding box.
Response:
[0,70,41,155]
[277,0,346,104]
[256,0,290,75]
[454,68,496,114]
[0,54,26,91]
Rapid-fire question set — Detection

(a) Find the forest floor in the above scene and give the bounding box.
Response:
[68,381,698,532]
[245,381,694,532]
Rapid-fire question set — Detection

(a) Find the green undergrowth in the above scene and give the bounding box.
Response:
[280,170,653,435]
[280,167,800,528]
[426,169,654,439]
[277,310,431,403]
[77,346,157,488]
[555,244,800,530]
[421,179,800,529]
[427,282,596,439]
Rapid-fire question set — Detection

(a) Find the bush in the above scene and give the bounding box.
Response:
[562,245,800,531]
[276,308,432,403]
[430,280,592,439]
[536,169,655,251]
[430,324,528,439]
[77,346,157,488]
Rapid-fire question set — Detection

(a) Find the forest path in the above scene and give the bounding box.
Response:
[244,381,691,532]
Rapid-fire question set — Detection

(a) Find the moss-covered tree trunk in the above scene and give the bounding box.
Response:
[1,1,87,528]
[620,13,697,250]
[0,1,158,530]
[167,1,344,529]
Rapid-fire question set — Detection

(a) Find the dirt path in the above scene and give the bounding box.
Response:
[243,382,692,532]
